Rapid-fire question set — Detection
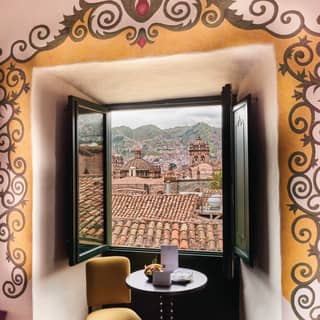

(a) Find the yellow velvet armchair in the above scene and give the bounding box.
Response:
[86,256,141,320]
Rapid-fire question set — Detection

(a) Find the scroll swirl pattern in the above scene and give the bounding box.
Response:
[280,37,320,319]
[0,2,319,315]
[0,63,28,298]
[0,0,202,63]
[219,0,320,38]
[1,0,320,64]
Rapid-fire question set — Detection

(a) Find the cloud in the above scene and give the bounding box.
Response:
[111,105,222,129]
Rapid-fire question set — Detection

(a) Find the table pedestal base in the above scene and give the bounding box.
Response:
[160,295,174,320]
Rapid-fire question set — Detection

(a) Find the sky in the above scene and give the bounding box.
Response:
[111,105,222,129]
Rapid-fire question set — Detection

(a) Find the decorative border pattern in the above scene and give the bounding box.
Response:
[0,63,29,298]
[279,37,320,320]
[1,0,320,64]
[223,0,320,38]
[0,1,319,314]
[0,0,204,63]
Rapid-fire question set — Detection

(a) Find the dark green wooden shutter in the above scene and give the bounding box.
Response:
[222,84,234,279]
[68,95,108,266]
[232,96,253,265]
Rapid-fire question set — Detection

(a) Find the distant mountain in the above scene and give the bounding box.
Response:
[168,122,220,146]
[77,115,222,171]
[112,126,133,139]
[78,113,103,144]
[111,122,222,165]
[132,124,163,140]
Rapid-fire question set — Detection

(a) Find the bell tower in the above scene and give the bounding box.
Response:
[188,136,210,167]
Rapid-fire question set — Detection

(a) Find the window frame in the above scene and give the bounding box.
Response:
[105,95,224,257]
[231,95,254,266]
[69,96,109,265]
[68,92,248,266]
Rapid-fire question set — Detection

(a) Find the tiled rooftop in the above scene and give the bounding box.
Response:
[112,176,164,185]
[113,193,198,222]
[111,218,222,251]
[79,175,223,251]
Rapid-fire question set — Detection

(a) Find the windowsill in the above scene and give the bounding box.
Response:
[105,246,223,259]
[74,244,223,266]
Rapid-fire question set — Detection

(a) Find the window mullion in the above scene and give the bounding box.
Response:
[105,109,112,246]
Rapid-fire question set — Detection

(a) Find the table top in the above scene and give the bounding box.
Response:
[125,268,207,296]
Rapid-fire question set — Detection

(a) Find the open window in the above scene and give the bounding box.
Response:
[68,86,253,268]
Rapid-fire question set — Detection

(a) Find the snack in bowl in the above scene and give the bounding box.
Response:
[144,263,164,282]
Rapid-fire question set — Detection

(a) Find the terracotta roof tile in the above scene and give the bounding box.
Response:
[180,240,188,250]
[171,230,179,240]
[79,176,223,252]
[171,239,179,246]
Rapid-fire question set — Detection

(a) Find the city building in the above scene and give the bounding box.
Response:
[78,145,103,175]
[120,148,161,179]
[188,136,210,167]
[188,137,215,179]
[112,153,124,179]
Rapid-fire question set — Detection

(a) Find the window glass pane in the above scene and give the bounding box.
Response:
[77,107,105,253]
[111,106,223,252]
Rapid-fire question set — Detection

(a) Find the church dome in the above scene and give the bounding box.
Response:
[121,158,154,171]
[120,148,161,178]
[121,148,154,171]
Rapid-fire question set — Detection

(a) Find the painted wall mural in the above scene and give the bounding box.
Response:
[280,37,320,319]
[0,64,29,298]
[1,0,320,63]
[0,0,319,319]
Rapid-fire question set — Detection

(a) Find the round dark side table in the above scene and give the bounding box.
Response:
[126,268,208,320]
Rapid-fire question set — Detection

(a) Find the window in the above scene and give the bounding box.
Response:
[111,106,222,252]
[68,86,253,267]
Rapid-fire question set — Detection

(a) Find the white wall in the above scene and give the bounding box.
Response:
[31,45,280,320]
[31,70,92,320]
[238,47,281,320]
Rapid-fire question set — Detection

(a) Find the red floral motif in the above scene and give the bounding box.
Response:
[135,0,149,17]
[137,35,147,48]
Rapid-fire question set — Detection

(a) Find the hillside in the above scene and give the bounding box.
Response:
[111,123,222,167]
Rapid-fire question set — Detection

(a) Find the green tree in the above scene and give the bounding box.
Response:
[211,170,222,190]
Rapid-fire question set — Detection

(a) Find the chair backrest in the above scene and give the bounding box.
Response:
[86,256,131,307]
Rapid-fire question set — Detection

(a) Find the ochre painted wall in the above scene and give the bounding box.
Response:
[1,1,319,319]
